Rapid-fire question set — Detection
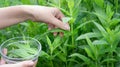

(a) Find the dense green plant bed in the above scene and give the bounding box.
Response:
[1,0,120,67]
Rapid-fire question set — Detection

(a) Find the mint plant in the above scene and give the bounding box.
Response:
[0,0,120,67]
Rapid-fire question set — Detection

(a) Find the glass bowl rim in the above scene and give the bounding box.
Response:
[0,37,42,61]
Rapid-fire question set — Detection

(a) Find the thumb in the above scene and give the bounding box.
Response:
[50,17,70,30]
[0,61,34,67]
[16,61,34,67]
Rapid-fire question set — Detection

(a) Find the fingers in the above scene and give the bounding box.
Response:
[49,8,70,30]
[48,23,64,37]
[15,61,34,67]
[48,10,68,36]
[2,49,7,55]
[48,8,70,36]
[0,57,6,65]
[48,24,54,30]
[0,49,35,67]
[48,24,58,36]
[59,32,63,37]
[0,61,34,67]
[50,17,70,30]
[0,49,7,65]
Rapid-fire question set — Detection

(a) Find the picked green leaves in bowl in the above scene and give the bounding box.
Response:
[0,37,41,63]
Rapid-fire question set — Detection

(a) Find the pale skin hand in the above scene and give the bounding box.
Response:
[0,5,70,30]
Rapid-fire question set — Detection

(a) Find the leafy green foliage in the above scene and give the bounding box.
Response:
[1,0,120,67]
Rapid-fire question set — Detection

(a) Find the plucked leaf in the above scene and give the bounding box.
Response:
[8,49,31,58]
[62,17,71,23]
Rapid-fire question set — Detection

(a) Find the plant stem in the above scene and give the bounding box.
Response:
[65,61,67,67]
[96,61,97,67]
[71,23,74,47]
[114,0,118,12]
[110,44,114,67]
[107,54,109,67]
[111,52,114,67]
[50,60,54,67]
[59,0,61,8]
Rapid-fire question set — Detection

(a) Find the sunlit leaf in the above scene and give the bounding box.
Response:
[62,17,71,23]
[92,40,108,45]
[70,53,91,64]
[76,32,101,40]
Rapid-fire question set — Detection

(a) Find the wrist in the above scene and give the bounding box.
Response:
[19,5,34,21]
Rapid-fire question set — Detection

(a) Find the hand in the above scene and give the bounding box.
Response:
[0,5,70,35]
[0,49,35,67]
[23,5,70,36]
[23,5,70,31]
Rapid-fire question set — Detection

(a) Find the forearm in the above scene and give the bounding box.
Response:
[0,5,32,29]
[0,5,70,30]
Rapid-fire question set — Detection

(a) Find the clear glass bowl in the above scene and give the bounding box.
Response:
[0,37,41,64]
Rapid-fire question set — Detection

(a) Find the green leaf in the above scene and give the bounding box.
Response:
[94,0,104,8]
[40,51,50,59]
[76,32,101,40]
[93,5,107,25]
[84,47,95,60]
[92,40,108,45]
[46,36,53,54]
[20,22,29,27]
[53,36,61,50]
[17,44,37,54]
[86,37,97,60]
[75,0,82,7]
[8,49,30,58]
[59,8,70,16]
[7,42,37,58]
[75,20,93,30]
[101,58,117,63]
[106,3,114,19]
[62,17,71,23]
[70,53,91,64]
[67,58,79,64]
[38,0,47,5]
[67,0,74,10]
[93,22,107,36]
[21,0,31,4]
[110,18,120,27]
[56,52,66,62]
